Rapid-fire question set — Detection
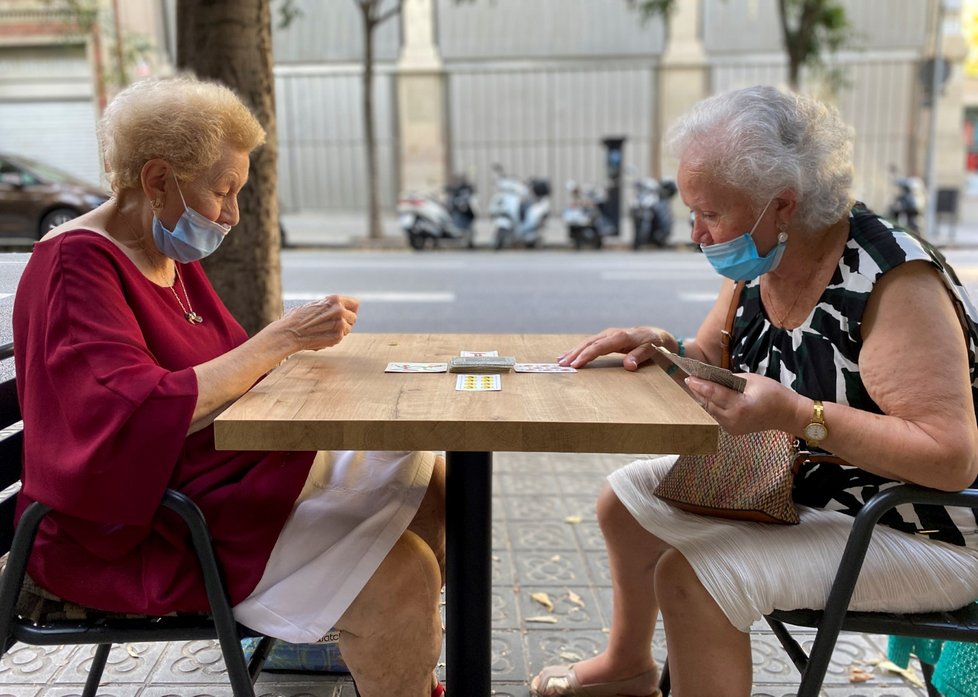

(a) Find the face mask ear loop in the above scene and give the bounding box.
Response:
[747,197,777,239]
[171,174,190,212]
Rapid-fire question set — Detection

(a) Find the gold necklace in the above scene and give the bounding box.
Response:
[766,283,805,329]
[765,220,844,328]
[169,267,203,324]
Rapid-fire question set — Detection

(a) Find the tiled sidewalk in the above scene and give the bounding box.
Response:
[0,452,928,697]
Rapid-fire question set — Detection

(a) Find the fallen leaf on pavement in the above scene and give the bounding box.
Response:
[877,659,925,688]
[525,615,559,623]
[531,592,555,612]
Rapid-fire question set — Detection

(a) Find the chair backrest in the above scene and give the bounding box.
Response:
[0,342,21,555]
[0,339,272,697]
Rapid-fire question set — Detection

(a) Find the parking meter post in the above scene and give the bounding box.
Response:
[602,136,626,236]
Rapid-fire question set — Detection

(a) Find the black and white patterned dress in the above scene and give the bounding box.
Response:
[607,204,978,630]
[730,203,978,549]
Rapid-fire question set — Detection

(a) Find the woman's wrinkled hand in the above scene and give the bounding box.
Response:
[557,326,672,370]
[278,294,359,351]
[684,372,798,435]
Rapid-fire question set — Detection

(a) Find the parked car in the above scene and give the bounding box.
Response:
[0,153,109,241]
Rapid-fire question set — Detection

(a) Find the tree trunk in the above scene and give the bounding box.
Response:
[176,0,282,336]
[362,6,382,240]
[778,0,802,90]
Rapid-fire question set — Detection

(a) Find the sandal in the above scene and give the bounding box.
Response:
[530,664,660,697]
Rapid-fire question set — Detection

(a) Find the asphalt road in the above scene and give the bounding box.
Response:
[2,246,978,348]
[280,248,723,337]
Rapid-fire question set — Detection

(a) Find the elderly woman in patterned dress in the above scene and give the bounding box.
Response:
[529,85,978,697]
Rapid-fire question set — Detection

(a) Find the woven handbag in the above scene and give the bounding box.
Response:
[653,428,803,524]
[653,281,804,524]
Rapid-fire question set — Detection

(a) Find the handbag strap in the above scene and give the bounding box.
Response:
[720,281,746,370]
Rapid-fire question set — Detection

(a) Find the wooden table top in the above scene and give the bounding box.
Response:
[214,333,718,454]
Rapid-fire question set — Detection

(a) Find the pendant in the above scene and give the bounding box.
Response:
[185,312,204,325]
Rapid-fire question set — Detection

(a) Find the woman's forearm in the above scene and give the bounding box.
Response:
[190,326,297,431]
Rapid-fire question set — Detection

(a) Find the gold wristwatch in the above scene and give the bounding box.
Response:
[803,399,828,446]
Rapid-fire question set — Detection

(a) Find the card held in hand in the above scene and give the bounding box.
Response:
[448,356,516,373]
[654,345,747,392]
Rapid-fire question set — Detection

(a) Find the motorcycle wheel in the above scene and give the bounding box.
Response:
[408,229,426,251]
[494,227,509,250]
[569,226,583,251]
[632,222,647,250]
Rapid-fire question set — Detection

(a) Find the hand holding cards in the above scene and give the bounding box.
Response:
[654,345,747,392]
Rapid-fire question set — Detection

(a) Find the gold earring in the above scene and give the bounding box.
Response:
[151,197,162,210]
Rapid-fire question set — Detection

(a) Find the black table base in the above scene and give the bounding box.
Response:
[445,451,493,696]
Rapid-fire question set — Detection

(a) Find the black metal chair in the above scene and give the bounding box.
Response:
[660,484,978,697]
[0,342,277,697]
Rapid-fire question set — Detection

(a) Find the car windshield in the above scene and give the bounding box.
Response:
[4,156,92,187]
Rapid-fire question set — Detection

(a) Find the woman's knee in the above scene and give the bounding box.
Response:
[596,482,669,552]
[408,454,446,577]
[386,530,442,605]
[596,481,629,530]
[338,531,442,637]
[653,548,703,611]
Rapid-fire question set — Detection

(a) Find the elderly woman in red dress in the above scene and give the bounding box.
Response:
[13,75,445,697]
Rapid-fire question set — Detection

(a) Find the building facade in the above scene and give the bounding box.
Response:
[0,0,964,228]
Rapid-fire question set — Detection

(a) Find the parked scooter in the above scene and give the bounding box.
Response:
[631,177,677,250]
[397,174,477,250]
[488,164,551,249]
[887,165,924,234]
[562,181,616,250]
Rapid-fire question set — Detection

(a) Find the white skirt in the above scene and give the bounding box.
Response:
[233,450,435,643]
[608,456,978,632]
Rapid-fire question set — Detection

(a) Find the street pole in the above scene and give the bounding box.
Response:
[924,0,945,240]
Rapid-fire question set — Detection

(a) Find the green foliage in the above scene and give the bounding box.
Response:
[39,0,153,88]
[779,0,854,88]
[39,0,97,32]
[627,0,853,91]
[276,0,305,30]
[625,0,676,24]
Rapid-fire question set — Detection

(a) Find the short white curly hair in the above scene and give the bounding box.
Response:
[99,74,266,193]
[666,85,853,233]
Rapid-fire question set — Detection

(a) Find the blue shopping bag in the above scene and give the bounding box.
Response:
[241,629,349,674]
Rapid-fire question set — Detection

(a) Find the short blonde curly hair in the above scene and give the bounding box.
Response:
[99,74,266,193]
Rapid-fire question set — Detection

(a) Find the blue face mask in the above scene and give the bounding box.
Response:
[152,178,231,263]
[699,198,787,281]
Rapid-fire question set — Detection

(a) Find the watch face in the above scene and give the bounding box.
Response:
[804,422,828,442]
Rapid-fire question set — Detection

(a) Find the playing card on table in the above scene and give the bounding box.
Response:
[384,362,449,373]
[460,350,499,357]
[455,374,502,391]
[514,363,577,373]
